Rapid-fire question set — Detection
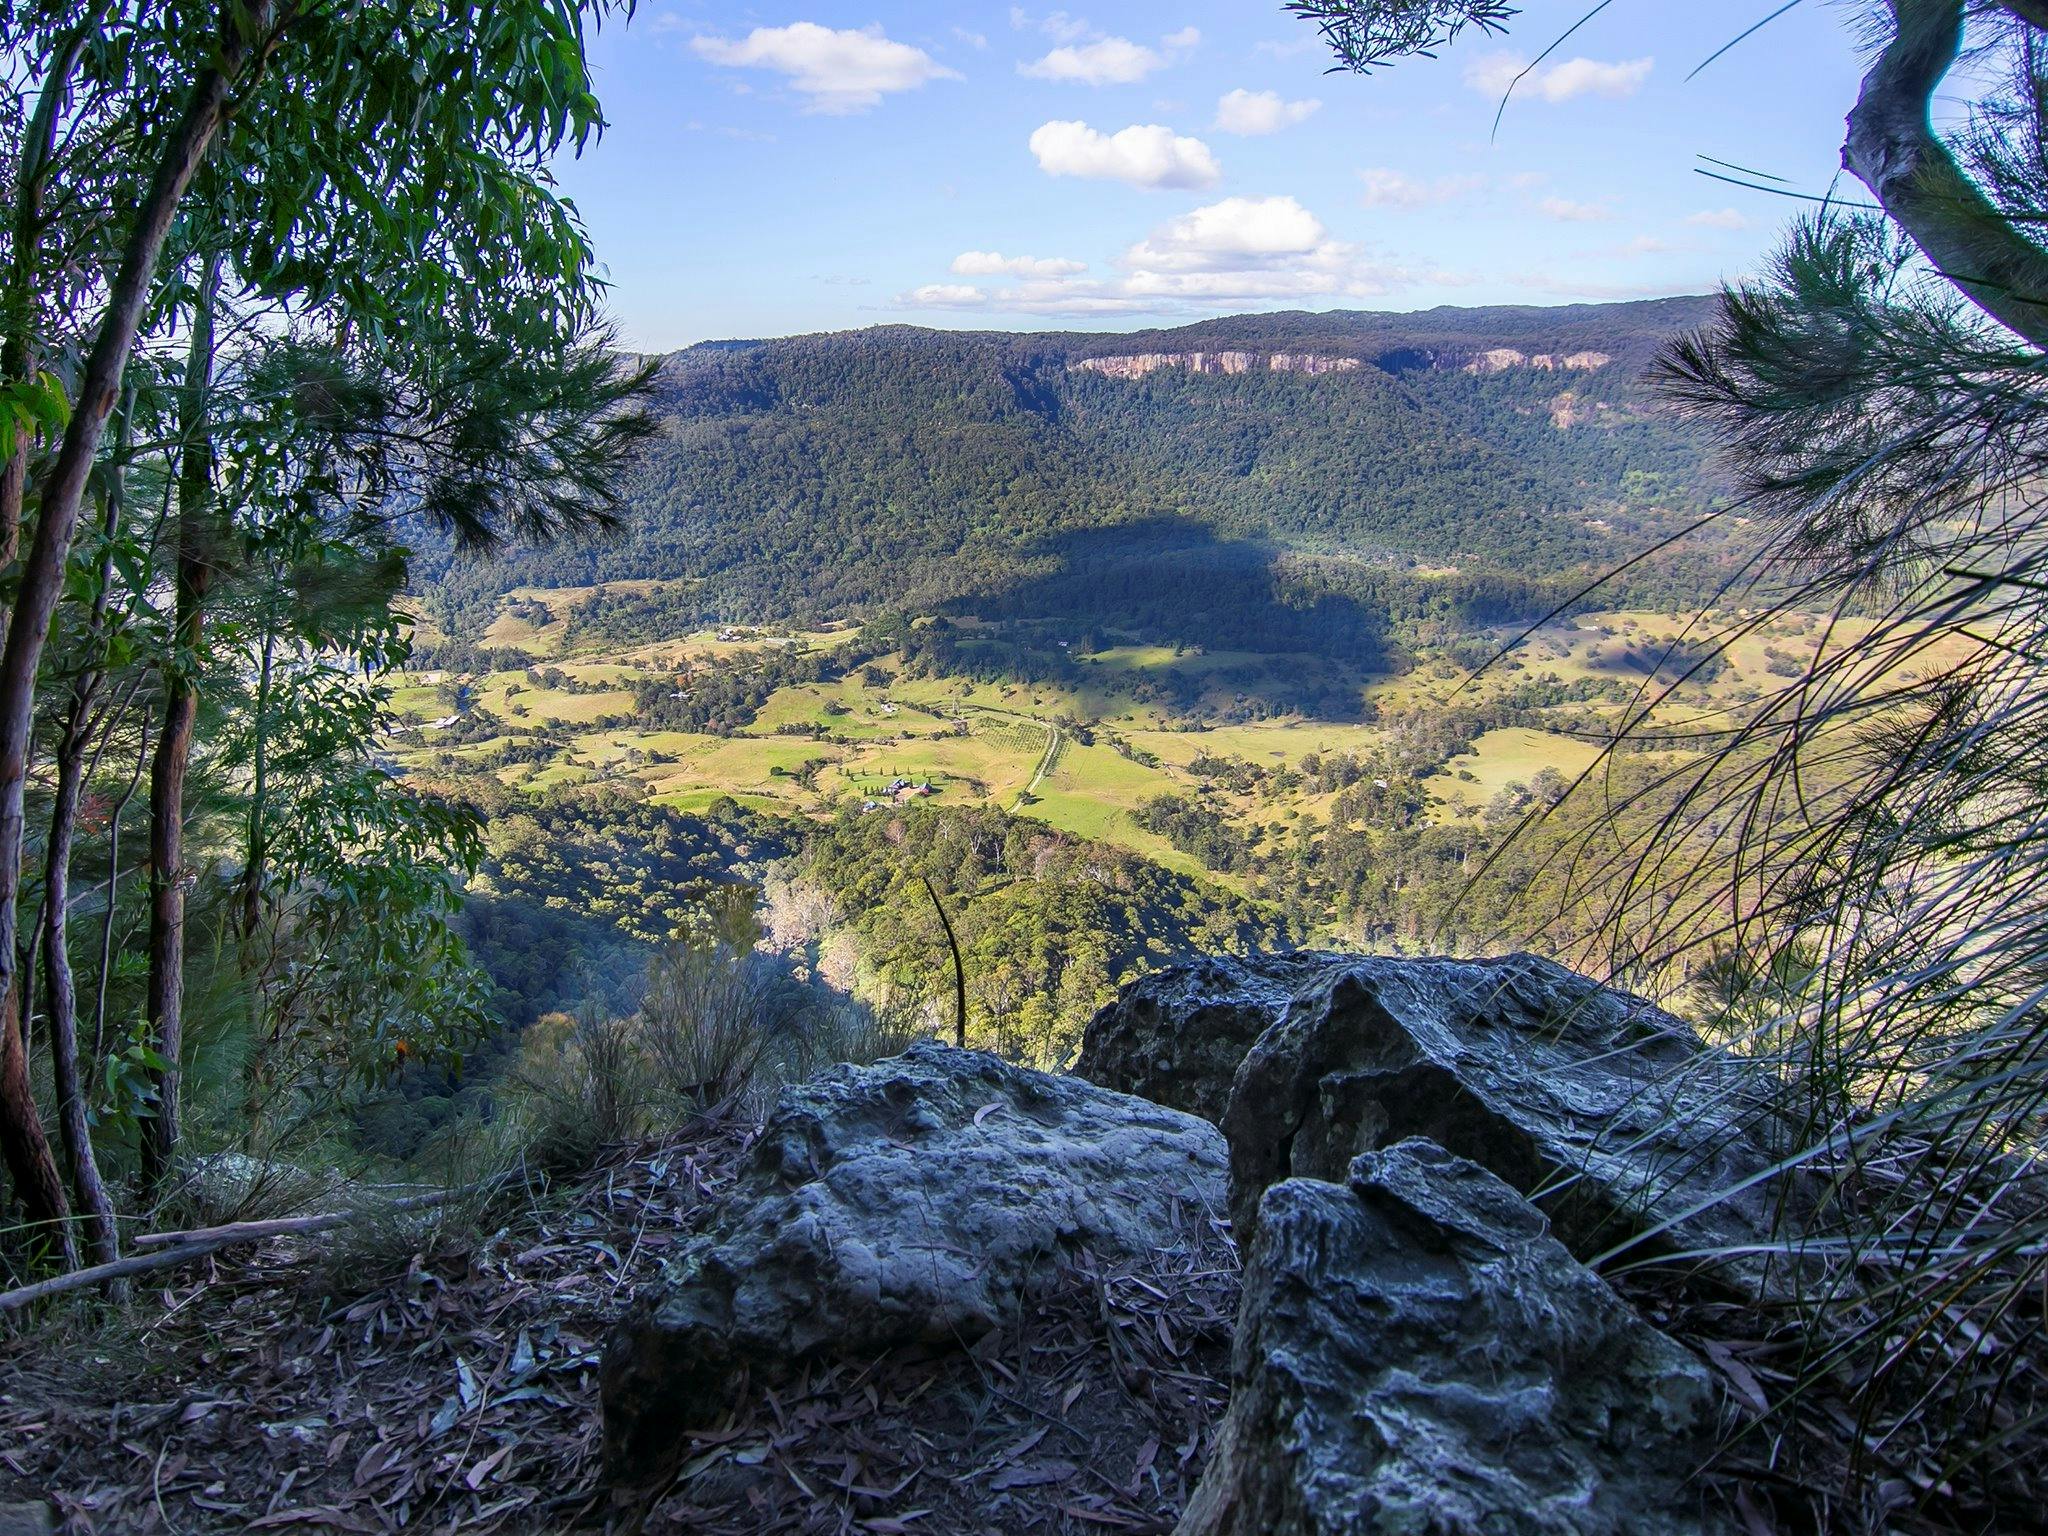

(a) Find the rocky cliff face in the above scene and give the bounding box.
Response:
[1465,346,1613,374]
[1179,1141,1718,1536]
[1070,351,1365,379]
[600,1042,1229,1483]
[1071,346,1612,381]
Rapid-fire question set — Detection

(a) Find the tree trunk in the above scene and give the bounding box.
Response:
[95,724,149,1068]
[43,735,118,1267]
[0,992,71,1264]
[40,414,135,1271]
[238,627,275,941]
[141,254,222,1194]
[1844,0,2048,348]
[0,23,258,1230]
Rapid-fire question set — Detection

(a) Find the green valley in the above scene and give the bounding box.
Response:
[379,301,1838,1062]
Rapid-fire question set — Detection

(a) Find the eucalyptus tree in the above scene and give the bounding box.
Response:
[0,0,638,1255]
[1291,0,2048,1519]
[27,371,156,1270]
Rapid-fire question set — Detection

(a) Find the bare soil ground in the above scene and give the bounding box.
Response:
[0,1117,1234,1535]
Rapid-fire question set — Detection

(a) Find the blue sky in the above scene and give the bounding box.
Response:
[555,2,1871,350]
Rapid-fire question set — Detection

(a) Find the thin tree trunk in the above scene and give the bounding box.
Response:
[238,626,275,940]
[141,254,223,1194]
[41,412,135,1272]
[94,723,149,1068]
[44,739,117,1267]
[0,22,259,1235]
[0,990,70,1263]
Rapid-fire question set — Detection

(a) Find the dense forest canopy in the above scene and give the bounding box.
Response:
[418,297,1725,645]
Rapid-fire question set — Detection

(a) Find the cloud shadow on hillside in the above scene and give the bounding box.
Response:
[940,517,1386,722]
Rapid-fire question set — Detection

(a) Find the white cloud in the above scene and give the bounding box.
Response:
[952,250,1088,277]
[953,27,989,50]
[1358,168,1485,209]
[898,195,1465,317]
[1214,88,1320,136]
[1029,120,1221,189]
[1021,26,1195,84]
[1125,195,1327,268]
[1465,51,1653,104]
[902,283,988,307]
[1538,196,1614,223]
[1686,207,1751,230]
[692,23,959,114]
[1117,194,1417,301]
[683,119,779,144]
[1022,36,1164,84]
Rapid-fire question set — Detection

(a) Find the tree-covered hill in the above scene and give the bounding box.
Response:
[418,298,1724,645]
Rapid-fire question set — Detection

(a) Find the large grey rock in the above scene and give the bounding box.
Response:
[601,1042,1228,1481]
[1073,952,1325,1122]
[1178,1139,1719,1536]
[1097,952,1790,1284]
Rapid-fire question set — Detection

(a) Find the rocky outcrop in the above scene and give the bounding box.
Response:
[1072,346,1609,382]
[1177,1139,1717,1536]
[1072,952,1323,1122]
[600,1042,1228,1482]
[1085,952,1791,1287]
[1072,352,1364,380]
[1465,347,1613,374]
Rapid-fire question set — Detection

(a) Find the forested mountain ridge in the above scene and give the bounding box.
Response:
[420,297,1724,646]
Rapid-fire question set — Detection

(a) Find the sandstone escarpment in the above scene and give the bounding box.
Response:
[1070,351,1364,379]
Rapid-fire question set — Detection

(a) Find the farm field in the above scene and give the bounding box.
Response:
[389,594,1850,869]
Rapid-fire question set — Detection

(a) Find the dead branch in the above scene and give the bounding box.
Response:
[0,1177,505,1316]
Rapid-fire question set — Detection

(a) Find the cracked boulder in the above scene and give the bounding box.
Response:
[1093,952,1792,1286]
[600,1042,1228,1482]
[1073,951,1329,1122]
[1177,1139,1718,1536]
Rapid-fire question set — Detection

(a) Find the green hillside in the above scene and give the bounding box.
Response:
[419,298,1724,646]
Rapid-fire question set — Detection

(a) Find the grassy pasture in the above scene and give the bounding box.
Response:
[391,585,1844,875]
[1426,727,1606,818]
